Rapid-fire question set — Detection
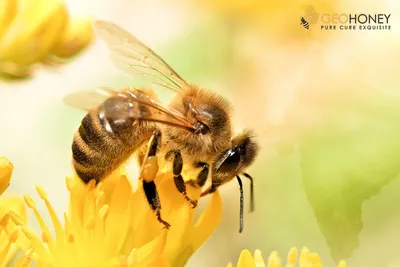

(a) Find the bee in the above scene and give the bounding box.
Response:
[63,20,259,232]
[300,17,310,30]
[300,5,319,30]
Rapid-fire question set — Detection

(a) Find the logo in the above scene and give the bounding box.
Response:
[300,6,319,30]
[300,5,392,31]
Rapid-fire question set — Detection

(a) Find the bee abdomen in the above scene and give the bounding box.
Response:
[73,157,106,184]
[72,111,132,183]
[80,110,127,158]
[72,95,155,184]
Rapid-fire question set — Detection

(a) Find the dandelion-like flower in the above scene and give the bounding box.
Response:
[228,247,347,267]
[15,165,222,266]
[0,157,27,265]
[0,0,93,80]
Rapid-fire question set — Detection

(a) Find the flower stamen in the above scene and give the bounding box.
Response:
[267,251,281,267]
[20,226,52,263]
[253,249,265,266]
[9,210,24,226]
[24,194,55,251]
[287,247,298,266]
[0,213,10,227]
[11,162,221,266]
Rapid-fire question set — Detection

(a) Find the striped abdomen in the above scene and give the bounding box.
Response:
[72,94,156,183]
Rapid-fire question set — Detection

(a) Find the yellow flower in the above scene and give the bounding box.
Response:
[0,0,93,80]
[15,165,222,266]
[228,247,348,267]
[0,157,27,266]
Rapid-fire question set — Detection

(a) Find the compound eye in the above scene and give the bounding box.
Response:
[218,149,241,173]
[193,122,210,134]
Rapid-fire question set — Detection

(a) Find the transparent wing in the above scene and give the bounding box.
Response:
[63,87,117,111]
[305,6,319,24]
[63,88,195,130]
[94,20,190,92]
[122,89,194,129]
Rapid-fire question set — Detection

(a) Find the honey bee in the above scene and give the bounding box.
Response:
[300,17,310,30]
[63,20,259,232]
[300,5,319,30]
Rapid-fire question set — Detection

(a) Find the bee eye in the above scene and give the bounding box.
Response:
[201,123,210,133]
[218,149,241,173]
[193,122,210,134]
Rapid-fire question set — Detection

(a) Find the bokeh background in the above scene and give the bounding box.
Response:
[1,0,400,266]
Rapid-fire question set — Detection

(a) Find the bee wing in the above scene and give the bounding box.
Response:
[304,6,316,15]
[63,87,195,130]
[304,6,319,23]
[94,20,190,92]
[63,87,118,111]
[122,89,194,129]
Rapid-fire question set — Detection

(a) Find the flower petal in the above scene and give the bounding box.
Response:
[51,17,94,58]
[237,249,255,267]
[0,0,69,65]
[267,251,281,267]
[0,197,26,224]
[0,0,17,39]
[11,162,222,266]
[127,186,158,248]
[105,175,133,253]
[306,253,322,267]
[254,250,266,267]
[163,203,193,266]
[190,191,222,252]
[135,229,167,266]
[0,62,32,80]
[299,247,309,267]
[287,247,298,266]
[0,157,13,195]
[13,255,33,267]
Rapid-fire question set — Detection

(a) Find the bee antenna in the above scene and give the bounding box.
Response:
[243,173,254,212]
[236,176,244,233]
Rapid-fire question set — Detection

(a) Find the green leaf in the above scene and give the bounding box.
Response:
[295,83,400,262]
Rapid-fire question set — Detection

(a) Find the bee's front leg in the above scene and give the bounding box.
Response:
[140,130,170,229]
[165,149,198,208]
[194,161,209,187]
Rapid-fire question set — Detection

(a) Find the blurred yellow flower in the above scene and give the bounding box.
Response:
[0,0,93,80]
[16,166,222,266]
[228,247,347,267]
[0,157,27,266]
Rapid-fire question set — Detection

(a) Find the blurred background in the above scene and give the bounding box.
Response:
[1,0,400,266]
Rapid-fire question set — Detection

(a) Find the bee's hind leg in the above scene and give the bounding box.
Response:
[141,130,170,229]
[165,149,198,208]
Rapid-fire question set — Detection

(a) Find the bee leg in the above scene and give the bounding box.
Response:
[194,161,209,187]
[141,130,170,229]
[185,162,210,188]
[165,149,198,208]
[200,183,219,197]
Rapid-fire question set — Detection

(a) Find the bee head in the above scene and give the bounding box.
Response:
[167,86,234,155]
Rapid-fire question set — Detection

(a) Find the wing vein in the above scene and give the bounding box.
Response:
[94,20,190,92]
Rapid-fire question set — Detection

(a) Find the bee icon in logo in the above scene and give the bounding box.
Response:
[300,5,319,30]
[300,17,310,29]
